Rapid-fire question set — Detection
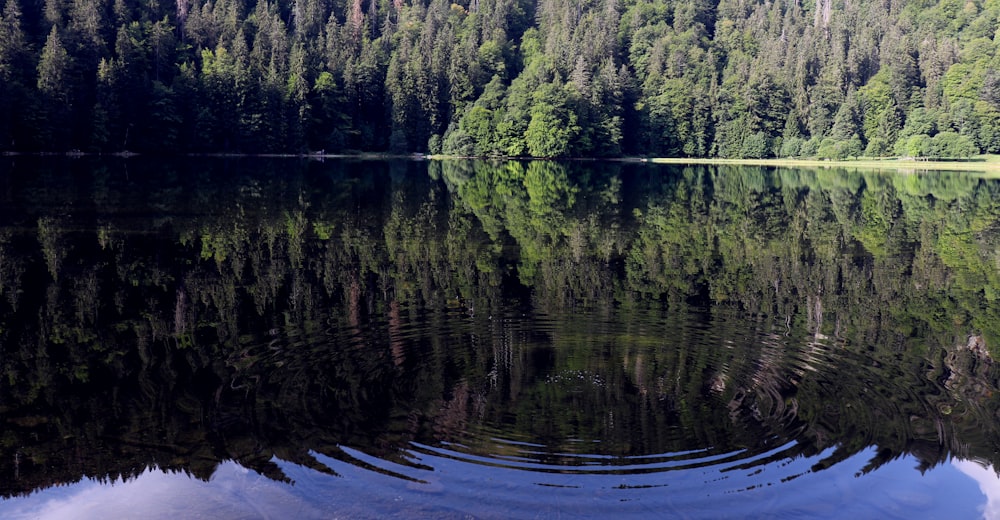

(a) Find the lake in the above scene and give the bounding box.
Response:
[0,157,999,519]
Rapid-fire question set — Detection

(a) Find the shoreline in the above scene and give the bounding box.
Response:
[1,150,428,160]
[647,156,1000,173]
[5,150,1000,174]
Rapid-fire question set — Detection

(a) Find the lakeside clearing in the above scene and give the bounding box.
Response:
[650,155,1000,175]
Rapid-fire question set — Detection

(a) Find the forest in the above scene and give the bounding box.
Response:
[1,0,1000,157]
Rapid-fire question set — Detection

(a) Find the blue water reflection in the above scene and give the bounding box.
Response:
[0,449,989,519]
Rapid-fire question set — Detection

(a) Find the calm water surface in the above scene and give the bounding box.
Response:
[0,158,999,518]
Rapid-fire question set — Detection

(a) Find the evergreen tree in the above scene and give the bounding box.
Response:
[0,0,997,156]
[36,26,72,149]
[0,0,28,149]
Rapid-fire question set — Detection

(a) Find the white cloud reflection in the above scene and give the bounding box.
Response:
[0,461,325,520]
[954,459,1000,520]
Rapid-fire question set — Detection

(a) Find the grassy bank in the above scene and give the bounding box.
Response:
[649,155,1000,175]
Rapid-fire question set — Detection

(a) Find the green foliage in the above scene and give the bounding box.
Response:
[778,136,805,158]
[0,0,26,83]
[525,81,580,157]
[895,133,932,158]
[1,0,999,156]
[817,135,864,160]
[894,131,978,158]
[929,131,978,158]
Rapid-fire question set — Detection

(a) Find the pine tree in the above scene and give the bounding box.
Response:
[35,26,72,149]
[0,0,27,149]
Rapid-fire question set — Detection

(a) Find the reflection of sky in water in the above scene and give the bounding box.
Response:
[0,462,328,520]
[954,460,1000,520]
[0,450,990,519]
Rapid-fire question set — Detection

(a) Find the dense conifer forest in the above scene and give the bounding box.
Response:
[0,0,998,157]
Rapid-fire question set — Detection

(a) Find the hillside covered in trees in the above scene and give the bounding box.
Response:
[1,0,999,157]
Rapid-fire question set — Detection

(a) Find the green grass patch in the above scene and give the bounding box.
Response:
[649,156,1000,176]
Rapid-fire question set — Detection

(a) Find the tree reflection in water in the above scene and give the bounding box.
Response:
[0,157,998,511]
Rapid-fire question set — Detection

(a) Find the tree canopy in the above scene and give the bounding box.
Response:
[2,0,1000,157]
